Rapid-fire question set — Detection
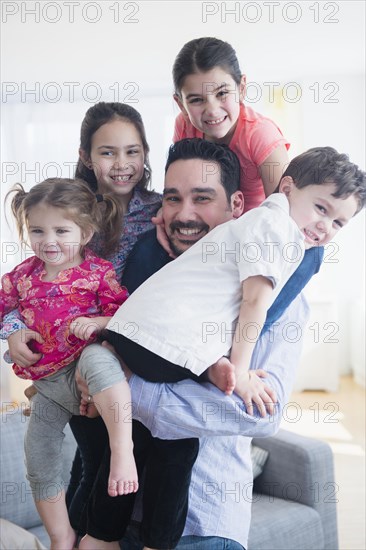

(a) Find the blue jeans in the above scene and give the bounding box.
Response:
[121,524,245,549]
[176,538,244,550]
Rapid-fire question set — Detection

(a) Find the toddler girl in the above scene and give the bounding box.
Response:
[0,178,138,550]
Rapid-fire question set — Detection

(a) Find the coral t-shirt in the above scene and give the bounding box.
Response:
[173,104,290,212]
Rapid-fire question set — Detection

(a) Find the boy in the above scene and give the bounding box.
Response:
[107,146,365,411]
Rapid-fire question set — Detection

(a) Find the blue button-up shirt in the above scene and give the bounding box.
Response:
[128,293,310,547]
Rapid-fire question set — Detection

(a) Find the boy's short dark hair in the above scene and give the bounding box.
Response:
[283,147,366,213]
[165,138,240,204]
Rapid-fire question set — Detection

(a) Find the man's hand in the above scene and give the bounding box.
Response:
[70,316,109,341]
[235,369,277,417]
[7,329,44,368]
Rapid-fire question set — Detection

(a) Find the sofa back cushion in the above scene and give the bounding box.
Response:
[0,409,77,529]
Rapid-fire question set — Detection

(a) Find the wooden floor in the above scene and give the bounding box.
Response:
[287,376,365,550]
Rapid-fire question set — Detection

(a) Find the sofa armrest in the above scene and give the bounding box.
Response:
[252,429,338,550]
[0,409,77,537]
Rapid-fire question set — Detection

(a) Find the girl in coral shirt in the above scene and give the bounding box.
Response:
[172,36,290,212]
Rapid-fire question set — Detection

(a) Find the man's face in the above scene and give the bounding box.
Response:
[163,158,243,256]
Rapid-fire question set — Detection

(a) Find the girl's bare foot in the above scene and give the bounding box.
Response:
[108,445,139,497]
[207,357,236,395]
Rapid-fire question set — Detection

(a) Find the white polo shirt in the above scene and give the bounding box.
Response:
[107,193,305,375]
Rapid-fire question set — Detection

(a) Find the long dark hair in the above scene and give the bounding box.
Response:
[173,37,242,96]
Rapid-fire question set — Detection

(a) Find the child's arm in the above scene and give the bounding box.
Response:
[1,268,45,367]
[1,310,44,367]
[70,263,128,341]
[70,316,111,341]
[259,144,289,196]
[231,276,274,414]
[7,329,44,367]
[207,275,275,416]
[231,276,273,370]
[0,274,21,322]
[97,266,129,316]
[0,310,26,339]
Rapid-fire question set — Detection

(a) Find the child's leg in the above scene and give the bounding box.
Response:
[35,491,76,550]
[103,333,201,548]
[79,421,152,548]
[77,344,138,497]
[93,379,137,496]
[25,390,76,550]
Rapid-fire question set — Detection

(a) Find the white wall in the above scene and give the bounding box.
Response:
[1,1,365,399]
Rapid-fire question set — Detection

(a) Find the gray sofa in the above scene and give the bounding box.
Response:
[0,411,338,549]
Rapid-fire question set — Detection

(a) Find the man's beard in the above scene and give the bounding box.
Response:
[168,220,210,256]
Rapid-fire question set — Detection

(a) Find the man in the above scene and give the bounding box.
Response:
[80,138,321,550]
[122,139,244,291]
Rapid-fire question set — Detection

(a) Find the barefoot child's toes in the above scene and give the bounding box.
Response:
[108,448,138,497]
[108,478,139,497]
[123,481,134,495]
[108,479,118,497]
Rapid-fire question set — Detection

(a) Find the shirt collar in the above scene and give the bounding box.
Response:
[262,192,290,213]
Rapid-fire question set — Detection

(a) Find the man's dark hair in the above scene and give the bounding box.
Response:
[283,147,366,213]
[165,138,241,203]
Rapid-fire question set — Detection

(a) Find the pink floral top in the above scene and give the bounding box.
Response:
[0,249,128,380]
